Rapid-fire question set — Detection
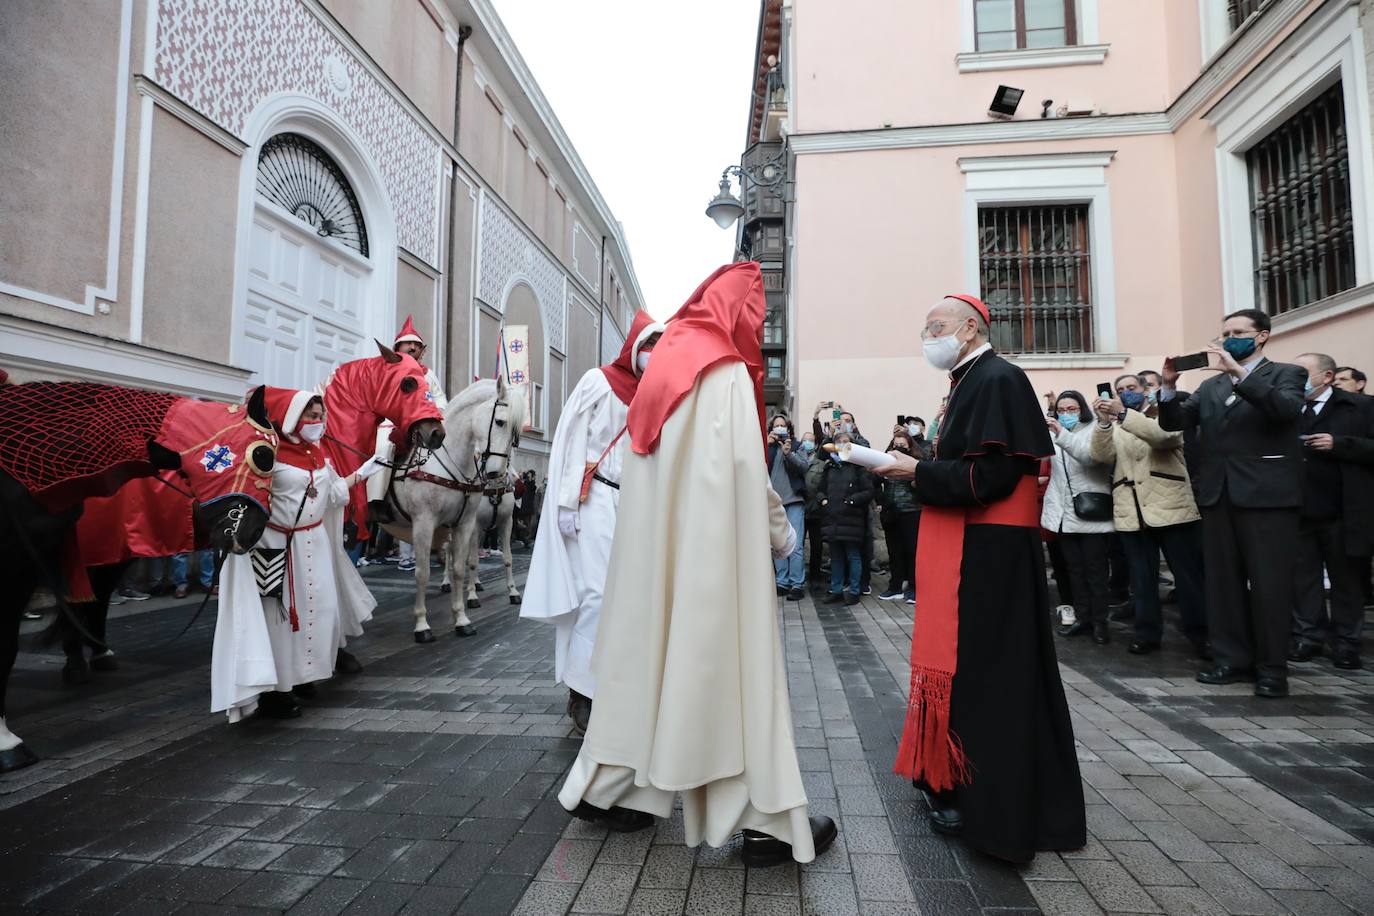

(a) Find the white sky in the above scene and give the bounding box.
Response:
[490,0,758,319]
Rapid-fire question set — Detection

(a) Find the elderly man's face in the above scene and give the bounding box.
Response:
[1334,369,1364,393]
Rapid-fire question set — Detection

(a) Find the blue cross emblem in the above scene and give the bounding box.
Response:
[509,339,524,353]
[510,369,526,384]
[202,444,236,473]
[425,390,435,401]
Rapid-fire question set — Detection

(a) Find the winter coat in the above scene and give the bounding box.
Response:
[804,453,829,517]
[1041,424,1114,535]
[1088,409,1199,532]
[768,441,809,507]
[819,459,874,542]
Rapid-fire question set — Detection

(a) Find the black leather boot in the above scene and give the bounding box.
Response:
[741,816,838,867]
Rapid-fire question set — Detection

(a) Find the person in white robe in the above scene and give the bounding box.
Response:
[522,310,665,732]
[211,389,382,722]
[556,263,837,867]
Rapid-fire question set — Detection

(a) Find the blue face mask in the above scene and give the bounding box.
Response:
[1057,413,1079,430]
[1222,335,1258,361]
[1304,380,1317,396]
[1120,390,1146,410]
[842,422,854,434]
[800,440,815,453]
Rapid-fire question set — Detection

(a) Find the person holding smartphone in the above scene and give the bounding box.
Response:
[1158,309,1306,697]
[769,413,810,599]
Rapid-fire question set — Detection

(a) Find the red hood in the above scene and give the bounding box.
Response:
[601,309,663,406]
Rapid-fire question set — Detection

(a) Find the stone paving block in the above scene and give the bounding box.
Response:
[1137,821,1226,863]
[850,854,914,904]
[838,815,898,855]
[1026,879,1106,916]
[1103,841,1193,887]
[799,771,836,801]
[742,894,801,916]
[377,839,460,885]
[1178,862,1286,916]
[686,867,746,916]
[1165,804,1252,844]
[836,784,886,817]
[537,838,604,884]
[1297,865,1374,914]
[457,872,529,914]
[491,833,562,878]
[799,871,859,916]
[1066,858,1164,913]
[426,840,501,888]
[202,838,292,870]
[1021,851,1076,881]
[695,841,746,869]
[221,871,324,910]
[1144,885,1227,915]
[1214,841,1318,891]
[571,862,640,914]
[512,880,580,916]
[1085,802,1150,841]
[1127,775,1199,809]
[596,829,653,866]
[745,863,799,897]
[829,759,875,787]
[334,837,415,880]
[641,845,697,890]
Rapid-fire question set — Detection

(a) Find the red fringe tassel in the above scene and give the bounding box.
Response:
[892,666,971,792]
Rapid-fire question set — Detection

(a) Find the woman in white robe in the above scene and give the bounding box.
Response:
[522,311,664,729]
[211,389,380,722]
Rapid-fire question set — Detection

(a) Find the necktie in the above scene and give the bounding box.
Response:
[1304,401,1319,430]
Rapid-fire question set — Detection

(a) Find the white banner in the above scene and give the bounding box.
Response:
[501,324,533,430]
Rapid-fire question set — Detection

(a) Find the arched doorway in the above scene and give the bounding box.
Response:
[503,280,545,433]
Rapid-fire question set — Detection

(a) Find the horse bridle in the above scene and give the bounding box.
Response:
[474,395,517,482]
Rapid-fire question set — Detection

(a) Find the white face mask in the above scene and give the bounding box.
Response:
[298,421,326,443]
[922,329,965,371]
[636,351,651,373]
[907,423,923,438]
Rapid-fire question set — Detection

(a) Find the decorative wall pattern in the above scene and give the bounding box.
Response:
[600,312,626,363]
[154,0,442,265]
[477,197,566,351]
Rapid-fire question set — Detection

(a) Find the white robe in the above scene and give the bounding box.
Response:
[521,369,626,697]
[556,362,814,860]
[210,458,376,722]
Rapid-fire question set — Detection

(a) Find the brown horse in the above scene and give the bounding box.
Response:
[0,382,281,772]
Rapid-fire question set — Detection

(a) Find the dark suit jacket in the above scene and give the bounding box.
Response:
[1157,357,1307,509]
[1304,389,1374,556]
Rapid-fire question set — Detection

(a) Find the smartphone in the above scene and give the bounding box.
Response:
[896,414,905,427]
[1097,382,1114,400]
[831,408,842,422]
[1172,351,1211,372]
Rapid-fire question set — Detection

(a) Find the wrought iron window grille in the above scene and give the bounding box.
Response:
[256,133,369,257]
[1228,0,1274,33]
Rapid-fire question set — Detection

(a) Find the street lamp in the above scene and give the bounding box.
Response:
[705,168,746,229]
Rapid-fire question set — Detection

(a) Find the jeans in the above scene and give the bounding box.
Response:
[828,540,863,595]
[774,502,806,588]
[1121,522,1207,645]
[171,551,214,588]
[806,517,825,582]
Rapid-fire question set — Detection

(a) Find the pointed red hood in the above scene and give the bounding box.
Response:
[395,314,424,347]
[601,309,663,406]
[626,262,766,456]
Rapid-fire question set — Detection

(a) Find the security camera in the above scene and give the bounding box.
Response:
[1041,99,1054,119]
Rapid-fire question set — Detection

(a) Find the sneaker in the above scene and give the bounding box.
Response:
[118,587,150,601]
[173,585,189,599]
[22,610,42,620]
[861,586,872,596]
[878,589,905,601]
[109,591,128,605]
[398,559,416,572]
[905,596,915,605]
[1056,604,1076,626]
[356,557,370,568]
[382,554,399,564]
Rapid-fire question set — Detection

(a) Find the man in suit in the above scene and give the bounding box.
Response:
[1290,353,1374,670]
[1333,367,1367,395]
[1158,309,1306,698]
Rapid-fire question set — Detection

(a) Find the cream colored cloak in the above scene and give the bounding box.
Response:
[557,361,813,861]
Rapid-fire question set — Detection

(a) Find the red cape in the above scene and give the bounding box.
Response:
[626,262,766,456]
[600,309,660,406]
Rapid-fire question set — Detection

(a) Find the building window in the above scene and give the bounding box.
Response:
[765,355,785,382]
[975,0,1076,51]
[763,293,785,346]
[1228,0,1273,32]
[1246,82,1355,316]
[978,204,1093,353]
[256,133,368,256]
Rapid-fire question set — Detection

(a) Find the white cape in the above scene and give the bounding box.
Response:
[556,362,814,860]
[521,369,627,696]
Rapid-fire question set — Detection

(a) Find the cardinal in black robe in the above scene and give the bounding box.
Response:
[875,294,1085,863]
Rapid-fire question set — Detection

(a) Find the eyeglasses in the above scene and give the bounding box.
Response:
[1216,330,1259,340]
[920,320,953,341]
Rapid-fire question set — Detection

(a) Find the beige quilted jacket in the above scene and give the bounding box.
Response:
[1088,409,1200,532]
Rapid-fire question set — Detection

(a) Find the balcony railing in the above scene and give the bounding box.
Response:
[1228,0,1272,31]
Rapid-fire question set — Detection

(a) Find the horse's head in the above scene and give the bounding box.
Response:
[152,386,277,554]
[448,374,525,481]
[371,341,445,450]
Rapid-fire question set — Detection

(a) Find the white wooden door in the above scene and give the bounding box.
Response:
[240,205,372,390]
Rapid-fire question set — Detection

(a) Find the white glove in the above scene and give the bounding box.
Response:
[558,508,580,537]
[353,456,385,481]
[772,523,798,560]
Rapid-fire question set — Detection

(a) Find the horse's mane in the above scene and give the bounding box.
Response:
[445,379,527,430]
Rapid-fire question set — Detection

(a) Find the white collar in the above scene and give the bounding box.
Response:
[1309,385,1333,407]
[951,342,993,375]
[1242,353,1265,373]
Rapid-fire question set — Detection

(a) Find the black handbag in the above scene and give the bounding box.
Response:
[1062,451,1114,521]
[250,487,309,600]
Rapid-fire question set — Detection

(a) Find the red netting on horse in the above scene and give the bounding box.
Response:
[0,382,178,511]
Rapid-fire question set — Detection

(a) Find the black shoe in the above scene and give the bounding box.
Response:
[292,682,318,699]
[335,649,363,675]
[1255,677,1289,699]
[570,801,653,833]
[89,651,118,672]
[821,592,844,605]
[1196,665,1254,685]
[741,816,838,867]
[1058,621,1092,638]
[1109,607,1134,622]
[568,689,592,735]
[1288,642,1323,663]
[776,584,788,596]
[367,499,395,525]
[1128,640,1160,655]
[256,690,301,719]
[1092,623,1111,645]
[843,592,860,606]
[787,587,805,601]
[1333,648,1362,671]
[928,806,962,836]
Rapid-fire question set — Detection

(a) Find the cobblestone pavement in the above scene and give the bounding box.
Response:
[2,557,1372,915]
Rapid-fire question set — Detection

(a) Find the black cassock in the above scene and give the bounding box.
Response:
[912,350,1085,863]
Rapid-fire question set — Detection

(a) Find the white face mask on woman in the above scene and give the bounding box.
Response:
[298,421,326,443]
[922,330,965,371]
[636,351,651,373]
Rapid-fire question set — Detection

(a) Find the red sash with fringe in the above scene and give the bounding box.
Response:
[894,474,1039,790]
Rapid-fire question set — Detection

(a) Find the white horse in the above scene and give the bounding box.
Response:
[380,376,524,643]
[447,480,519,611]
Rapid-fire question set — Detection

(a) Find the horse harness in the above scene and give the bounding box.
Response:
[386,394,517,526]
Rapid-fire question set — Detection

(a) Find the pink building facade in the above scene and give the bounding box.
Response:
[754,0,1374,427]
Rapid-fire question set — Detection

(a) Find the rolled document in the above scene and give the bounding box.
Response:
[823,441,897,469]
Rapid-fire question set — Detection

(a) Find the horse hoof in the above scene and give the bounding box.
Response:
[440,583,452,594]
[0,743,39,773]
[414,629,436,644]
[90,652,119,672]
[509,595,522,605]
[455,625,477,638]
[466,598,481,609]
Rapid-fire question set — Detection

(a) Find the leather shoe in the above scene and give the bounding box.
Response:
[776,584,788,596]
[821,592,844,605]
[335,649,363,675]
[1058,621,1092,638]
[1288,642,1323,663]
[570,801,654,833]
[1196,665,1254,685]
[927,806,962,836]
[741,816,838,867]
[1092,623,1111,645]
[1255,677,1289,699]
[787,587,805,601]
[1128,640,1160,655]
[1333,648,1363,670]
[256,690,301,719]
